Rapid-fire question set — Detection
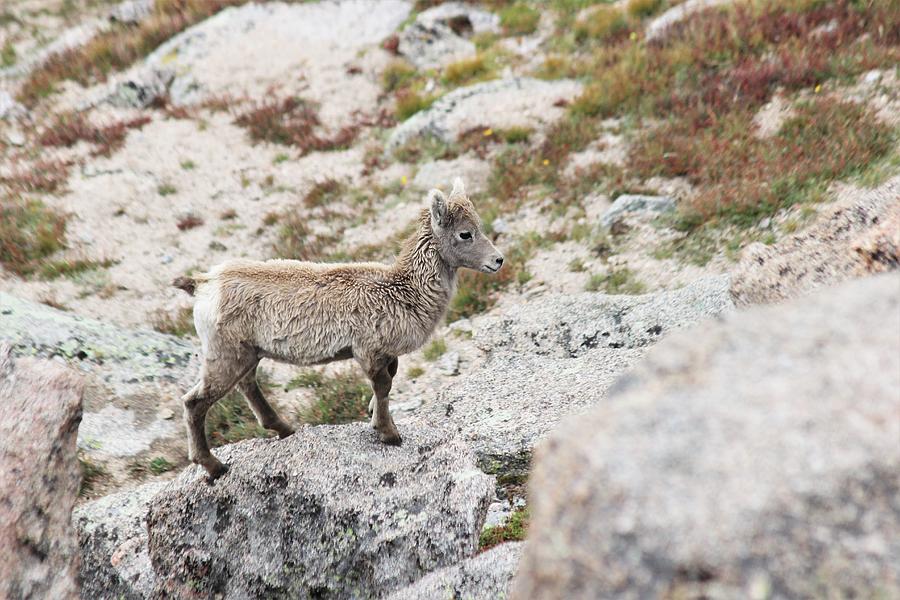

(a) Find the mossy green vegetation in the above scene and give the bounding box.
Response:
[479,507,530,550]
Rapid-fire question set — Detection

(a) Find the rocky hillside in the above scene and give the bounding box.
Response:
[1,1,898,598]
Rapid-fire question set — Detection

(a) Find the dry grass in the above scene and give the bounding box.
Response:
[575,5,629,42]
[39,257,116,280]
[443,54,492,87]
[176,213,203,230]
[234,97,359,155]
[151,306,195,337]
[303,179,344,208]
[630,98,895,226]
[394,90,437,121]
[0,196,67,276]
[39,113,151,157]
[19,0,251,105]
[499,3,541,35]
[1,159,71,194]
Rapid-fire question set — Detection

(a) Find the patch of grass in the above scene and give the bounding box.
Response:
[0,197,67,277]
[1,41,16,67]
[235,97,359,154]
[500,3,540,35]
[39,113,151,157]
[479,507,529,551]
[149,456,175,475]
[422,338,447,361]
[626,0,664,18]
[1,159,71,194]
[497,126,532,144]
[586,267,646,294]
[533,54,575,79]
[288,370,372,425]
[180,159,196,170]
[382,59,417,92]
[151,306,194,337]
[575,5,628,42]
[207,389,270,447]
[303,179,344,208]
[79,454,108,497]
[395,89,437,121]
[273,153,290,164]
[631,98,895,227]
[176,213,203,230]
[443,54,492,87]
[407,366,425,379]
[158,183,177,197]
[392,134,458,164]
[568,257,586,272]
[39,257,116,280]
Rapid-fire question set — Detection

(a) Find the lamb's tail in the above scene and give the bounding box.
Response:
[172,276,197,296]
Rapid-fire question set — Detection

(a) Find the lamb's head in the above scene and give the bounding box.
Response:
[428,177,504,273]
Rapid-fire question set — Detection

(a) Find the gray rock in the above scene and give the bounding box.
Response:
[142,1,409,106]
[0,345,84,600]
[75,482,166,600]
[0,293,196,461]
[388,542,523,600]
[398,22,475,71]
[600,194,675,229]
[436,350,461,376]
[388,78,582,149]
[512,274,900,599]
[398,3,500,70]
[474,275,732,357]
[0,90,26,120]
[109,67,174,108]
[78,423,494,599]
[109,0,154,24]
[645,0,734,41]
[731,176,900,305]
[403,276,733,477]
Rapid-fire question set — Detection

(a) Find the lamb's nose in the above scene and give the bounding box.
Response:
[495,256,504,267]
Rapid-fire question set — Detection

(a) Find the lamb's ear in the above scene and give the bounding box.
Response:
[450,177,466,200]
[428,189,448,228]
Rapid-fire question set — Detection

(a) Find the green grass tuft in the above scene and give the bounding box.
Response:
[288,370,372,425]
[479,507,530,551]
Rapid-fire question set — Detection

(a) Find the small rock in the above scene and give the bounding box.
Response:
[483,500,513,529]
[600,194,675,229]
[109,68,174,109]
[160,255,173,265]
[492,217,510,234]
[208,241,227,252]
[436,351,461,376]
[864,70,882,85]
[5,128,25,146]
[156,408,174,420]
[0,90,26,121]
[109,0,154,24]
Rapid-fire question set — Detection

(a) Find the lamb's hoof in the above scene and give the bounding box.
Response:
[380,431,402,446]
[276,426,295,439]
[203,461,229,483]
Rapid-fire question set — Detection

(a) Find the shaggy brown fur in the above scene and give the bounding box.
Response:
[176,178,503,479]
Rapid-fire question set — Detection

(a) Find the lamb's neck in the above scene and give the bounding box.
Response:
[394,215,457,313]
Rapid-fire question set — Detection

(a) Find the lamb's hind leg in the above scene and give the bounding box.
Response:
[366,356,400,446]
[237,368,294,439]
[182,356,256,480]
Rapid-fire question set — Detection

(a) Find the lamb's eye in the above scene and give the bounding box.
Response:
[458,231,472,240]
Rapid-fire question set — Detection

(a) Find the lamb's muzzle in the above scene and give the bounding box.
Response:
[174,177,502,480]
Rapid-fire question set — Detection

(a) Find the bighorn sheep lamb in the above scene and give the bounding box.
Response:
[173,178,503,479]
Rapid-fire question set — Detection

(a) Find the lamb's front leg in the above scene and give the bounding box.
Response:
[366,356,401,446]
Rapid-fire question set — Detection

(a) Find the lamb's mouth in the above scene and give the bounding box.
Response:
[481,265,500,273]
